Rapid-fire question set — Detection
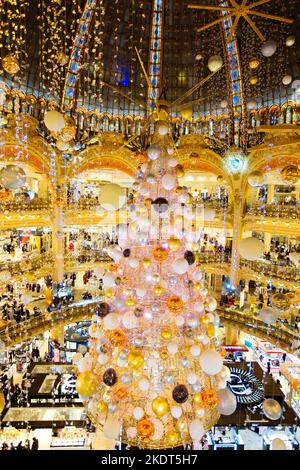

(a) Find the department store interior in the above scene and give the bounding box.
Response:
[0,0,300,453]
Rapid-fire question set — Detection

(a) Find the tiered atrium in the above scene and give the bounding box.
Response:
[0,0,300,454]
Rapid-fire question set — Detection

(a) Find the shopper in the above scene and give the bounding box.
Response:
[31,437,39,450]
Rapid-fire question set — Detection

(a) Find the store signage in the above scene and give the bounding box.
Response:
[228,367,264,404]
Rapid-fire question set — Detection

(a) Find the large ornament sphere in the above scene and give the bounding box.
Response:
[76,371,97,396]
[2,54,20,74]
[127,350,144,369]
[172,384,189,403]
[262,398,282,420]
[95,302,110,318]
[239,237,264,261]
[152,397,169,417]
[217,388,237,415]
[281,165,300,184]
[248,170,264,187]
[137,419,155,439]
[44,110,65,132]
[261,40,277,57]
[208,55,223,72]
[0,165,26,190]
[103,368,118,387]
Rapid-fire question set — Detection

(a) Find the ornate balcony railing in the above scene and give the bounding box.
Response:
[0,300,299,353]
[245,203,300,221]
[241,259,300,283]
[0,253,54,276]
[218,307,300,354]
[196,252,231,264]
[0,198,52,212]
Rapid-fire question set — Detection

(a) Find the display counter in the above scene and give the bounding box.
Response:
[207,427,244,450]
[261,427,299,450]
[50,427,86,448]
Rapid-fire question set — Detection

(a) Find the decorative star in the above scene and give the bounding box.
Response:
[188,0,293,42]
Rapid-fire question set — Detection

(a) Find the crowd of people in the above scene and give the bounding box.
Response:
[1,437,39,451]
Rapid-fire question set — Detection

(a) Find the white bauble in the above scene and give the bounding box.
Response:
[239,237,264,261]
[138,378,150,391]
[171,406,182,419]
[97,353,108,365]
[205,297,218,312]
[260,307,278,326]
[136,286,147,298]
[129,258,139,269]
[133,407,144,420]
[199,350,223,375]
[282,74,292,86]
[72,353,83,365]
[157,121,169,135]
[261,40,277,57]
[103,272,116,288]
[44,110,65,132]
[168,157,178,167]
[167,342,179,355]
[172,258,189,274]
[190,345,201,357]
[103,313,120,330]
[175,315,185,327]
[208,54,223,72]
[162,173,177,190]
[189,419,205,441]
[122,311,138,329]
[103,418,121,440]
[94,265,105,277]
[217,388,237,415]
[187,373,198,385]
[147,144,161,160]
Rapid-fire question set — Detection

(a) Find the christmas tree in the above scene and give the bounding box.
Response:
[75,120,236,448]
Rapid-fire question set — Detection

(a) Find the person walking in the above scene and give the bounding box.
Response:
[31,437,39,450]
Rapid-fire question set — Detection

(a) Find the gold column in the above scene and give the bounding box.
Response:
[267,184,274,204]
[230,187,244,287]
[51,186,65,283]
[50,325,65,346]
[225,325,240,345]
[264,232,271,252]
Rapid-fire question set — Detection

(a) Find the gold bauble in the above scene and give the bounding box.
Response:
[51,115,76,143]
[175,164,185,178]
[127,350,144,369]
[142,258,151,267]
[161,327,172,340]
[125,298,136,307]
[193,282,202,291]
[154,285,164,295]
[167,295,183,313]
[114,386,129,401]
[250,76,258,85]
[2,54,20,74]
[137,419,155,439]
[144,198,153,208]
[160,348,169,359]
[281,165,300,184]
[108,329,126,347]
[105,288,114,298]
[249,58,260,70]
[167,237,181,252]
[207,324,215,338]
[152,396,169,417]
[194,393,203,405]
[201,389,218,408]
[176,418,187,432]
[76,371,98,397]
[57,51,69,66]
[180,107,193,120]
[97,400,108,413]
[202,315,210,324]
[152,245,169,262]
[167,430,180,446]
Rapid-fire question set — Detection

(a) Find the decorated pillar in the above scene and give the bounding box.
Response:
[51,185,65,284]
[264,232,271,253]
[230,186,244,288]
[50,325,65,347]
[267,184,275,204]
[225,325,240,345]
